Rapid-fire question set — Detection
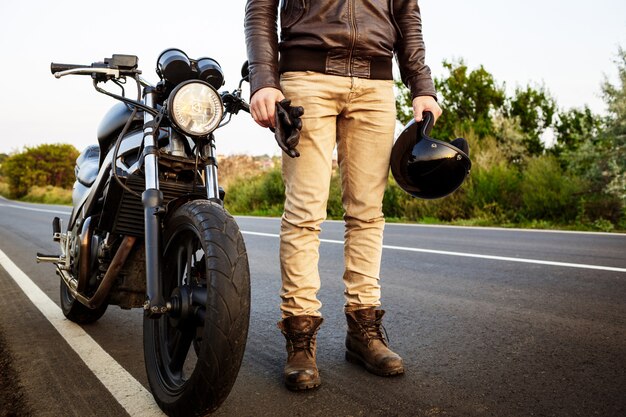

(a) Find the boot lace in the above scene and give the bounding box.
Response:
[284,331,315,357]
[358,318,390,346]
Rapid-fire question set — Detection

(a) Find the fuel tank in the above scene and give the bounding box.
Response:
[97,102,143,154]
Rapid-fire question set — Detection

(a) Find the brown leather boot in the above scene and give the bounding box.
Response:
[277,315,323,391]
[345,308,404,376]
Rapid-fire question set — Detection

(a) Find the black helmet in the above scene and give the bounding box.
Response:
[391,111,471,199]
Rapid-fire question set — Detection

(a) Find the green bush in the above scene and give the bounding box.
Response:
[466,162,522,222]
[520,156,582,222]
[3,144,78,198]
[575,194,624,227]
[326,172,343,219]
[225,167,285,216]
[399,186,472,222]
[226,166,347,220]
[382,177,406,220]
[224,143,620,231]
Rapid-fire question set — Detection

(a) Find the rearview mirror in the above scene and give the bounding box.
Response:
[241,61,250,82]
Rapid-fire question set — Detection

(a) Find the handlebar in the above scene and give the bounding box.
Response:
[222,91,250,115]
[50,55,140,80]
[50,62,83,75]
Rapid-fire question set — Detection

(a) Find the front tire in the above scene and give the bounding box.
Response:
[143,201,251,416]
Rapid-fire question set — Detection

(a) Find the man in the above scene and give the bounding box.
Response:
[244,0,442,391]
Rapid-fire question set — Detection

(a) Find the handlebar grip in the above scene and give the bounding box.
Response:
[50,62,83,75]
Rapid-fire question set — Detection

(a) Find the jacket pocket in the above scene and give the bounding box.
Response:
[280,0,306,29]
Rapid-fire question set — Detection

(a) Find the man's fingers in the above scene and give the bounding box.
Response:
[264,98,278,128]
[251,105,270,128]
[250,87,285,128]
[414,103,425,122]
[253,101,277,128]
[252,108,265,128]
[412,96,443,124]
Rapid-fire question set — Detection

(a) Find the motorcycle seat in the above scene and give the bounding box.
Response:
[75,144,100,187]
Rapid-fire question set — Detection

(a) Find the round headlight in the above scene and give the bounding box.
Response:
[169,80,223,137]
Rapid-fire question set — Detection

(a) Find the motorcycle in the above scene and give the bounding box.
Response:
[37,49,252,416]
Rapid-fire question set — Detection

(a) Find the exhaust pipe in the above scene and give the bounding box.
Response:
[57,236,137,310]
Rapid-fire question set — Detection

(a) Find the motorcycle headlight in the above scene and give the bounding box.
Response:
[168,80,223,137]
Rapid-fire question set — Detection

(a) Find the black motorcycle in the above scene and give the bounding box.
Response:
[37,49,251,416]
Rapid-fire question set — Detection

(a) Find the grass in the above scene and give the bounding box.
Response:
[22,185,73,205]
[0,180,72,205]
[0,179,621,233]
[0,180,9,197]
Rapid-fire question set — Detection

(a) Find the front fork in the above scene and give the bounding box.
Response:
[142,87,167,317]
[141,88,222,318]
[203,142,221,201]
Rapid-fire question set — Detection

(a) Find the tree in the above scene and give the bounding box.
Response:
[507,84,557,155]
[394,80,414,126]
[395,60,506,139]
[553,106,604,153]
[3,143,79,198]
[433,59,506,139]
[562,47,626,225]
[0,153,8,177]
[599,47,626,205]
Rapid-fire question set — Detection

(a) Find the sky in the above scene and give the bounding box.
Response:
[0,0,624,156]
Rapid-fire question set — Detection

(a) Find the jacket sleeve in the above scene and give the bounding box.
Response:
[244,0,281,98]
[394,0,437,100]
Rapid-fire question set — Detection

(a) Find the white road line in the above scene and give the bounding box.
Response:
[0,249,164,417]
[1,200,622,237]
[241,231,626,273]
[1,201,622,272]
[0,202,70,215]
[236,215,625,237]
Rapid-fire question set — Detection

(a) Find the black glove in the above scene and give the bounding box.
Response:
[271,99,304,158]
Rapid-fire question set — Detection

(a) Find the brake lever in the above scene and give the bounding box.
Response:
[53,67,121,79]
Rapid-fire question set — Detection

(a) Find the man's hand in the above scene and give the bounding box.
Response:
[413,95,442,124]
[250,87,285,129]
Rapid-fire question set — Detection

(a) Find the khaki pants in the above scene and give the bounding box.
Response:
[279,71,396,318]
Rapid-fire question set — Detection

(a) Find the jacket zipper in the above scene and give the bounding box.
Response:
[389,0,403,38]
[347,0,357,76]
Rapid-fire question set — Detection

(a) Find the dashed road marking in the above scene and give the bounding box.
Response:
[0,201,70,215]
[241,231,626,273]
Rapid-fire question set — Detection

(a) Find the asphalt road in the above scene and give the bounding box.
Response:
[1,196,625,417]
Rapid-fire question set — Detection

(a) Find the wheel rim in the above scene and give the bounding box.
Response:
[152,224,208,395]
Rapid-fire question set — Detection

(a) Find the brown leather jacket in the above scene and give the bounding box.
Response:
[244,0,436,100]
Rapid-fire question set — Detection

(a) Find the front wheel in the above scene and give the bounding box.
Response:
[143,201,250,416]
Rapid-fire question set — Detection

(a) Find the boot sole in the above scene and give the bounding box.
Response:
[285,377,321,391]
[345,350,404,377]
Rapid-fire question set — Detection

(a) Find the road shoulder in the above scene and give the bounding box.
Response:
[0,267,127,417]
